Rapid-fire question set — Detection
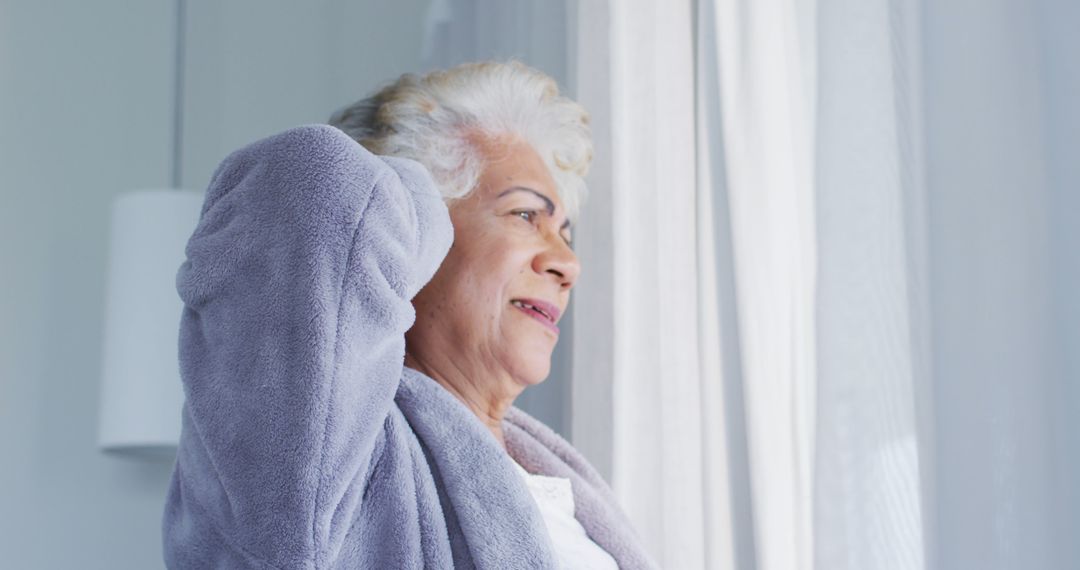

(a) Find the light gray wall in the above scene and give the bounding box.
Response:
[0,3,176,568]
[179,1,431,194]
[0,1,510,568]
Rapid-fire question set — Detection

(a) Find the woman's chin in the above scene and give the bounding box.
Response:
[509,351,554,387]
[501,322,559,384]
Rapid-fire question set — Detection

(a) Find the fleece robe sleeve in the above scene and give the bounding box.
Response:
[163,125,453,569]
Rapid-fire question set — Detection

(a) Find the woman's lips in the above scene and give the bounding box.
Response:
[509,297,561,334]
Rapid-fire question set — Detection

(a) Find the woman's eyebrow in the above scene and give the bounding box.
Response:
[496,186,572,231]
[497,186,554,215]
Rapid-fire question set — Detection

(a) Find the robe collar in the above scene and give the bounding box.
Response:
[395,366,557,569]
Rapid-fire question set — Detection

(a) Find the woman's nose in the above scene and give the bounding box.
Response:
[534,235,580,290]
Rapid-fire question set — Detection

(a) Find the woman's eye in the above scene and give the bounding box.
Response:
[514,210,538,223]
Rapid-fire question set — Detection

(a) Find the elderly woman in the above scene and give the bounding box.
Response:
[162,61,655,569]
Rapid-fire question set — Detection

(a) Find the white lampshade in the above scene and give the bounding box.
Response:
[98,189,203,453]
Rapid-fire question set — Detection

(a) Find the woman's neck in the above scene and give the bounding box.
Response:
[403,351,520,451]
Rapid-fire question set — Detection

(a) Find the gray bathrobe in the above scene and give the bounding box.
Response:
[161,125,657,569]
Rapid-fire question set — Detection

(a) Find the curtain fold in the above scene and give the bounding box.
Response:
[573,0,737,567]
[607,0,709,566]
[708,0,821,568]
[811,0,930,567]
[695,2,758,567]
[705,0,933,567]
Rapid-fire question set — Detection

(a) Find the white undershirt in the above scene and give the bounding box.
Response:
[511,460,619,570]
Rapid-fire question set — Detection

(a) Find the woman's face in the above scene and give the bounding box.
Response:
[405,134,579,387]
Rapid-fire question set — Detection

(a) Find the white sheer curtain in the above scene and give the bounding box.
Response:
[573,0,735,567]
[710,0,931,567]
[706,0,824,566]
[575,0,1075,568]
[708,0,932,567]
[576,0,818,566]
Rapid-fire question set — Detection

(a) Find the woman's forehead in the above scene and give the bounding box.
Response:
[467,133,566,213]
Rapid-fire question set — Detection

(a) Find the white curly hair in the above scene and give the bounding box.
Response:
[328,60,592,223]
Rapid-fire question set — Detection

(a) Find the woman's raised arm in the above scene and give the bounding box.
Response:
[162,125,452,569]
